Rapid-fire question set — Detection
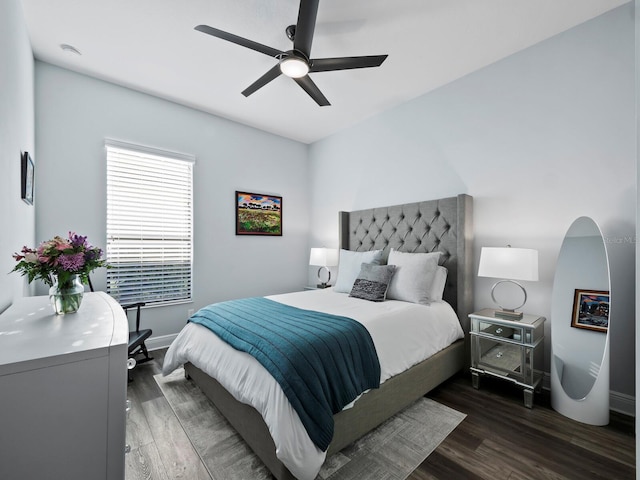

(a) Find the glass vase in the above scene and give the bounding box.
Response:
[49,274,84,314]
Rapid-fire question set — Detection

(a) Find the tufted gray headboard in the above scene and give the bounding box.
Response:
[339,194,473,333]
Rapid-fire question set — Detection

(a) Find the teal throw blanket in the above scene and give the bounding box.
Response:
[189,297,381,451]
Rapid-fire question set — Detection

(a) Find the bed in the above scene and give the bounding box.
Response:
[163,194,473,480]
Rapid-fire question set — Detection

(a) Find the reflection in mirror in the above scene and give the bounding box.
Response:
[551,216,610,425]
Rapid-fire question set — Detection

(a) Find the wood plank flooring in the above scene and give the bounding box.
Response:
[126,349,635,480]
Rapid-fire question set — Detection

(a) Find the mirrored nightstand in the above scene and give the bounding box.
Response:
[469,309,545,408]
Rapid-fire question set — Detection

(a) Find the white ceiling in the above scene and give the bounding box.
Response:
[21,0,628,144]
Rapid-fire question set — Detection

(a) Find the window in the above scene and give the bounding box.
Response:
[106,139,194,306]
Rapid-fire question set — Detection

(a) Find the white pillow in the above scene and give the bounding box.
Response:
[386,249,442,304]
[429,266,448,302]
[333,249,384,293]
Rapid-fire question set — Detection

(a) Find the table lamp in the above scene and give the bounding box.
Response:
[478,246,539,319]
[309,247,339,288]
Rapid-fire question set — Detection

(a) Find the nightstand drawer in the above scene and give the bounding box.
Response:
[477,322,517,340]
[470,313,544,346]
[473,337,530,379]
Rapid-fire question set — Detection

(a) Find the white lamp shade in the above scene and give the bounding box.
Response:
[478,247,539,281]
[309,247,339,267]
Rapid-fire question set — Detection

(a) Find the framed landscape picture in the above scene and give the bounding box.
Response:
[236,191,282,236]
[571,289,609,333]
[21,151,34,205]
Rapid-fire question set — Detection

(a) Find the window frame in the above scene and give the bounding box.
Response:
[105,139,195,307]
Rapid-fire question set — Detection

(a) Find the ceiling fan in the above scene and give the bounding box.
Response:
[194,0,388,106]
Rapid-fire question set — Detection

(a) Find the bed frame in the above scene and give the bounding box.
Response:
[185,194,473,480]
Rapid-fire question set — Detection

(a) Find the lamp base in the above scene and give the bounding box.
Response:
[494,309,523,320]
[490,280,527,320]
[316,267,332,289]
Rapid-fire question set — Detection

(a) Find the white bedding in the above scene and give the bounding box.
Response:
[162,288,464,480]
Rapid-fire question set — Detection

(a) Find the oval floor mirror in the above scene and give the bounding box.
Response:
[550,216,610,425]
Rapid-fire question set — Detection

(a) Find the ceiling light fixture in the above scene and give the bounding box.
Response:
[279,55,309,78]
[60,43,81,56]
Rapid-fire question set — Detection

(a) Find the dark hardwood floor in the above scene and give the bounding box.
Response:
[126,349,635,480]
[412,375,634,480]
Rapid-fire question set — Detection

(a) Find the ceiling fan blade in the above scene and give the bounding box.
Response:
[310,55,388,72]
[242,65,283,97]
[195,25,283,58]
[293,0,320,56]
[294,75,330,106]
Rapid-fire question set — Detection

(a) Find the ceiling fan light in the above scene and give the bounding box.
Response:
[279,56,309,78]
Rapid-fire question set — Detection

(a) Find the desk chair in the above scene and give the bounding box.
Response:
[88,278,153,380]
[123,300,153,366]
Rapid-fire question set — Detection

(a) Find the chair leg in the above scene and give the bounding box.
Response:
[137,343,153,364]
[126,343,153,382]
[127,357,136,383]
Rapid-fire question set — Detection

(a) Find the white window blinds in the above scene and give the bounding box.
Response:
[106,140,194,306]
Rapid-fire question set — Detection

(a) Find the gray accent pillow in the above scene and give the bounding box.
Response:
[333,249,384,293]
[386,249,442,304]
[349,264,396,302]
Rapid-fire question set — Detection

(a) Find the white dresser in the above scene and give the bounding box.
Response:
[0,292,128,480]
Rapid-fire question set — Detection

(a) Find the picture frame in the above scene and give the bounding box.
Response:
[21,152,34,205]
[235,191,282,236]
[571,289,609,332]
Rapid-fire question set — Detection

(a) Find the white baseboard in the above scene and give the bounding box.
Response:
[146,333,178,351]
[542,372,635,417]
[610,391,635,417]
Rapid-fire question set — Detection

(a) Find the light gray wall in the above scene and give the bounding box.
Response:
[34,62,310,338]
[309,5,636,398]
[0,0,35,312]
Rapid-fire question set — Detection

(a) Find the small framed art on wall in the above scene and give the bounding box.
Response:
[21,152,34,205]
[235,191,282,236]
